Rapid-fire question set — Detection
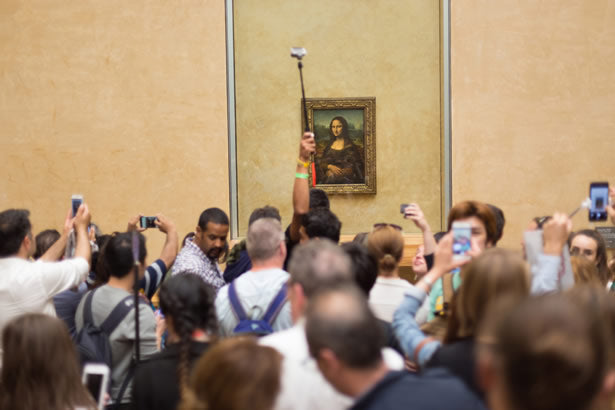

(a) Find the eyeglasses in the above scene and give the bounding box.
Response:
[373,223,402,231]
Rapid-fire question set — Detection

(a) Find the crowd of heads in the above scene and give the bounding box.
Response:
[1,176,615,410]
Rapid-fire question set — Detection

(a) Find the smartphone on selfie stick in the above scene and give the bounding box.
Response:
[291,47,317,185]
[589,182,609,221]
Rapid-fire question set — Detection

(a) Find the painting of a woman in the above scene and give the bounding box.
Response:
[316,116,365,184]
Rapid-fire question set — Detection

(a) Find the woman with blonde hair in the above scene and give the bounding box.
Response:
[0,314,96,410]
[367,224,414,323]
[393,235,530,399]
[179,338,282,410]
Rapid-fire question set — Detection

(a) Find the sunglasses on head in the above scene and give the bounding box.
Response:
[373,223,402,231]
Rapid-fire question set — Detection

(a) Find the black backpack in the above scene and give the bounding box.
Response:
[228,281,287,336]
[75,288,134,367]
[75,288,139,407]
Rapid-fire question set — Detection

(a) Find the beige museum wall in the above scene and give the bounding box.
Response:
[0,0,229,253]
[234,0,443,237]
[451,0,615,249]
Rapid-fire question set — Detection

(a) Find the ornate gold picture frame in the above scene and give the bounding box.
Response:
[303,97,376,194]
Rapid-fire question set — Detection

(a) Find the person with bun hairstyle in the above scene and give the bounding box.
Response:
[0,314,97,410]
[367,224,416,323]
[133,273,218,410]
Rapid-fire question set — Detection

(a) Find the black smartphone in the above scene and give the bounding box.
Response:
[400,204,409,214]
[140,216,157,229]
[589,182,609,221]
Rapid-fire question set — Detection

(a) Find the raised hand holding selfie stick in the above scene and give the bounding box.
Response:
[291,47,316,185]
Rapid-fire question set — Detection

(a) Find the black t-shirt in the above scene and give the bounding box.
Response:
[426,338,483,400]
[350,369,485,410]
[133,341,209,410]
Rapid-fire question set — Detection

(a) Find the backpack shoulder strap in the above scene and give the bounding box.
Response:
[112,362,135,409]
[262,282,288,326]
[82,289,96,325]
[99,295,136,336]
[228,281,248,321]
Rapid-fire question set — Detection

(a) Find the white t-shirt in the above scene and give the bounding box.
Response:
[260,320,404,410]
[369,276,416,322]
[0,256,89,361]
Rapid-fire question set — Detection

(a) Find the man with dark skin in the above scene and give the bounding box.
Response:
[171,207,229,292]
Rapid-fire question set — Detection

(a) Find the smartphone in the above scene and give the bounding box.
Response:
[452,222,472,260]
[71,194,83,218]
[589,182,609,221]
[400,204,409,214]
[82,363,109,410]
[140,216,157,229]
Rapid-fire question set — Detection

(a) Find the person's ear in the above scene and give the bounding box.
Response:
[319,348,341,374]
[279,240,287,259]
[289,282,306,322]
[299,226,309,244]
[599,369,615,399]
[22,234,34,256]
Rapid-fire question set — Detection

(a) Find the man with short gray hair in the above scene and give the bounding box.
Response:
[260,240,404,410]
[215,217,292,336]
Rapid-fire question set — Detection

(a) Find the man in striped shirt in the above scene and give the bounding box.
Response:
[171,207,229,292]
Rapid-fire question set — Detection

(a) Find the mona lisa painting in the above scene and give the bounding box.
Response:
[303,97,376,194]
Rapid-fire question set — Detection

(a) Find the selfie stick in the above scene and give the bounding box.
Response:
[131,232,141,363]
[291,47,316,185]
[569,197,592,218]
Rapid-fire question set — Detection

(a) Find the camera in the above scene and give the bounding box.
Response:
[140,216,157,229]
[290,47,307,60]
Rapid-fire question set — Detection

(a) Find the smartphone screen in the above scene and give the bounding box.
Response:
[452,222,472,260]
[85,372,104,403]
[140,216,157,229]
[589,182,609,221]
[71,195,83,218]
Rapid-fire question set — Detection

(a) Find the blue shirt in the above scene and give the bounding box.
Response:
[350,369,485,410]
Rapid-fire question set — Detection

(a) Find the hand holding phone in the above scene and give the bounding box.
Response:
[452,222,472,261]
[71,194,83,218]
[82,363,109,410]
[402,203,430,232]
[140,216,158,229]
[589,182,609,221]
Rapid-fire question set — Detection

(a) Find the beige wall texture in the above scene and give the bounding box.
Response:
[451,0,615,249]
[234,0,443,236]
[0,1,229,253]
